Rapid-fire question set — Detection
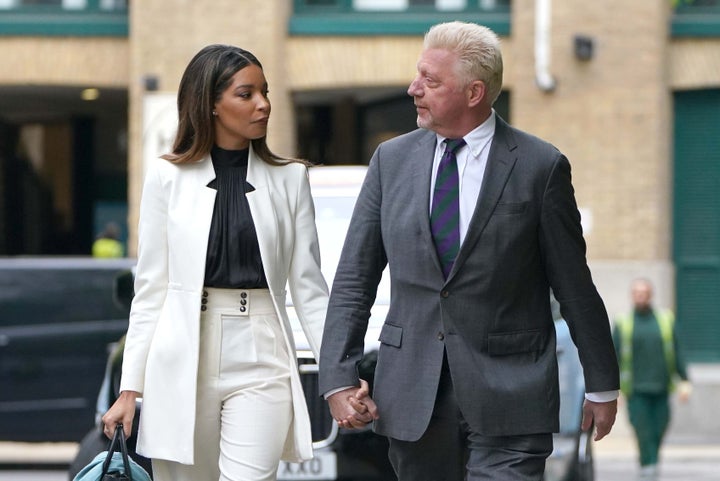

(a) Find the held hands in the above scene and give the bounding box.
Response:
[101,390,139,439]
[327,379,379,429]
[581,398,617,441]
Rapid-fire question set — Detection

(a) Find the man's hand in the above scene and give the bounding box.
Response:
[678,381,692,403]
[327,379,379,429]
[581,398,617,441]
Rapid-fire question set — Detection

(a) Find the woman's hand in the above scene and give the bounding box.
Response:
[101,390,139,439]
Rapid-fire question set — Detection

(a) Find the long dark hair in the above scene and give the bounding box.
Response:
[162,44,300,165]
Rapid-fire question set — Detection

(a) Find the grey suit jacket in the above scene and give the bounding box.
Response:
[319,116,620,441]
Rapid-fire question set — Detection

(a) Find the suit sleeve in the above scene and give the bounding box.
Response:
[318,149,388,395]
[539,155,620,393]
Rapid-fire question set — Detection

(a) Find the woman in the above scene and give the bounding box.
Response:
[101,44,329,481]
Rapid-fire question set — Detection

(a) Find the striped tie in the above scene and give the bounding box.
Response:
[431,138,466,278]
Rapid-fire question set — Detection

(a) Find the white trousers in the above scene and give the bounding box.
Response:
[152,288,293,481]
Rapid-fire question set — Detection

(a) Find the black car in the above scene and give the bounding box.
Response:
[0,256,135,443]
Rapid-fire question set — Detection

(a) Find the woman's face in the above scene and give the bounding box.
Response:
[213,64,270,150]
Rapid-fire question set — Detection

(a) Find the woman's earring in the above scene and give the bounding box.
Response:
[212,111,218,116]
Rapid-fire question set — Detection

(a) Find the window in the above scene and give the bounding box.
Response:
[672,0,720,36]
[0,0,128,35]
[291,0,510,35]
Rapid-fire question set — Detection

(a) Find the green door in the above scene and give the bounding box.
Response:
[673,89,720,362]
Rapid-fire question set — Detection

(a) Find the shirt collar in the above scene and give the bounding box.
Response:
[435,110,496,158]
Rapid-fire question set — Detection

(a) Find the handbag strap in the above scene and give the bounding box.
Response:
[101,424,133,480]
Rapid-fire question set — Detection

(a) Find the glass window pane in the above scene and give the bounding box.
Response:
[478,0,498,10]
[436,0,465,10]
[100,0,127,9]
[354,0,407,11]
[62,0,86,9]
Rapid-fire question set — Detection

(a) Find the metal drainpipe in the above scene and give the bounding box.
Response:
[535,0,557,92]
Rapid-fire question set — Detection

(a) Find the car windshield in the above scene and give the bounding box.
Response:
[313,193,391,305]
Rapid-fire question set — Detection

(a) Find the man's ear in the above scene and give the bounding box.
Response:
[467,80,486,107]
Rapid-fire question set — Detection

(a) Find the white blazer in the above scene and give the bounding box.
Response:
[119,145,328,465]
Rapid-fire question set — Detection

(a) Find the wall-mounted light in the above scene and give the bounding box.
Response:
[81,88,100,101]
[574,35,595,61]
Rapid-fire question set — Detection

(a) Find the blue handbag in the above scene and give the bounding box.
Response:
[72,424,152,481]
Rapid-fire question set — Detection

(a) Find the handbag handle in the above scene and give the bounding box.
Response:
[101,424,133,480]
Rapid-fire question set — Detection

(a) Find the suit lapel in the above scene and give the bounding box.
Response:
[245,146,279,291]
[189,155,217,252]
[412,131,444,277]
[447,118,518,282]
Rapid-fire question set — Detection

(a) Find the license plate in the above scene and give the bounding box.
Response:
[277,450,337,480]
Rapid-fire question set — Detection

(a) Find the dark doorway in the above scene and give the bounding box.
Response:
[0,86,128,255]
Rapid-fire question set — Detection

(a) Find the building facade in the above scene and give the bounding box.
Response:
[0,0,719,362]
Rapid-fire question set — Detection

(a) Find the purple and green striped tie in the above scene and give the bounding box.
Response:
[431,138,466,278]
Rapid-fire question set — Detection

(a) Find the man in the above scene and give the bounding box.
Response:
[613,279,691,481]
[92,222,124,258]
[319,21,619,480]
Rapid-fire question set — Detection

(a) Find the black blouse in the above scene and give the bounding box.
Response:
[203,145,268,289]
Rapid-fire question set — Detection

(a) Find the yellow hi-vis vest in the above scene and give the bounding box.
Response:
[616,309,676,396]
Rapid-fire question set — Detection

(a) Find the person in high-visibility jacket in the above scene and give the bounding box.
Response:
[613,278,691,481]
[92,222,124,258]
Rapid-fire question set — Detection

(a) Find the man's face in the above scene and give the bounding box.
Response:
[631,281,653,311]
[407,48,469,138]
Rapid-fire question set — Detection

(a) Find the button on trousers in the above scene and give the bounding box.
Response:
[152,288,293,481]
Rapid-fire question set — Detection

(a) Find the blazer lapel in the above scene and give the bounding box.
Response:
[412,131,445,277]
[245,146,280,291]
[447,118,518,282]
[183,156,217,288]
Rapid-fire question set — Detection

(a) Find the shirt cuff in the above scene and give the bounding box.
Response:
[323,385,354,399]
[585,390,619,403]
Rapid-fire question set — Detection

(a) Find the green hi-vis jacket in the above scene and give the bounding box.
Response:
[615,309,680,396]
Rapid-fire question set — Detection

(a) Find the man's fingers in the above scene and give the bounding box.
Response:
[354,379,379,419]
[582,399,617,441]
[327,384,380,429]
[348,396,368,414]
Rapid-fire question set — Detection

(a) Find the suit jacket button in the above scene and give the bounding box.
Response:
[437,332,445,341]
[200,305,207,312]
[441,290,450,298]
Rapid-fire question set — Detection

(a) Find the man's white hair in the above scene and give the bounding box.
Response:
[424,21,504,105]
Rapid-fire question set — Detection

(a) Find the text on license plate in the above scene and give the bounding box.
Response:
[277,450,337,480]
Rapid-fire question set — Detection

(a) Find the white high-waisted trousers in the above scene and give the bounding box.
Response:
[152,287,293,481]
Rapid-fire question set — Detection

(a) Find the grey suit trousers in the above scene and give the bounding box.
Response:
[387,355,553,481]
